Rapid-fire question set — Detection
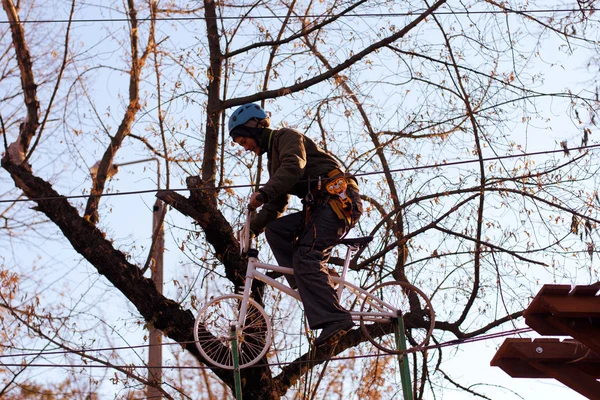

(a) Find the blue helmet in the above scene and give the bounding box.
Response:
[228,103,268,132]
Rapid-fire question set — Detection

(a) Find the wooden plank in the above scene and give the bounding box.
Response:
[570,285,600,296]
[529,361,600,400]
[525,284,571,315]
[526,313,600,340]
[492,358,547,378]
[524,314,563,335]
[491,338,533,362]
[545,315,600,355]
[495,338,599,360]
[524,284,600,335]
[539,295,600,317]
[538,284,572,295]
[493,357,600,380]
[500,339,599,362]
[491,339,600,375]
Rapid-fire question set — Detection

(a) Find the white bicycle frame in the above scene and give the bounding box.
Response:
[193,208,434,370]
[235,209,399,331]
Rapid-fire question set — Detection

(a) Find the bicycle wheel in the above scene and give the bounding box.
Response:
[359,281,434,354]
[194,294,272,369]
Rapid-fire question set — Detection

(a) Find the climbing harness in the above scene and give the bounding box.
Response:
[323,169,359,227]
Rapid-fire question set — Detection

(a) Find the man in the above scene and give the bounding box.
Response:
[228,103,363,346]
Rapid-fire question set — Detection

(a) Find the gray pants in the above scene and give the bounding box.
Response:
[265,203,353,329]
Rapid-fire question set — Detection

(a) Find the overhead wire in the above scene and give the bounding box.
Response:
[0,8,598,24]
[0,341,198,360]
[0,118,592,369]
[0,326,534,370]
[0,1,597,204]
[1,143,599,205]
[0,3,594,385]
[0,0,595,364]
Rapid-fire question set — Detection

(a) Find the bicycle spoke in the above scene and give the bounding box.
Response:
[194,294,272,369]
[360,281,435,354]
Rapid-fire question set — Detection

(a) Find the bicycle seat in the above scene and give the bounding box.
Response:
[338,236,373,248]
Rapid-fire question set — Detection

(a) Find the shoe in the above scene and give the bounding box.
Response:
[314,320,354,347]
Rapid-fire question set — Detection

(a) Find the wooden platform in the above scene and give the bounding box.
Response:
[491,284,600,400]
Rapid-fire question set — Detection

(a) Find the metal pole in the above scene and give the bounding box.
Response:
[231,326,243,400]
[89,157,164,398]
[394,317,414,400]
[147,199,165,399]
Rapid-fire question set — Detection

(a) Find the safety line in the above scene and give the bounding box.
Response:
[0,8,598,24]
[0,327,534,370]
[1,143,598,204]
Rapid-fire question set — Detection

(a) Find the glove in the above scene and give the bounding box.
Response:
[249,191,265,210]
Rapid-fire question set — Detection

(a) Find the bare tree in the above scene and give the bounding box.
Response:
[1,0,599,398]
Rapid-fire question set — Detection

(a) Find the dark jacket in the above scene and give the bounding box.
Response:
[250,127,342,234]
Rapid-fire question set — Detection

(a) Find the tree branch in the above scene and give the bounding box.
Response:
[84,0,154,224]
[0,156,233,387]
[156,180,248,291]
[221,0,448,109]
[2,0,40,165]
